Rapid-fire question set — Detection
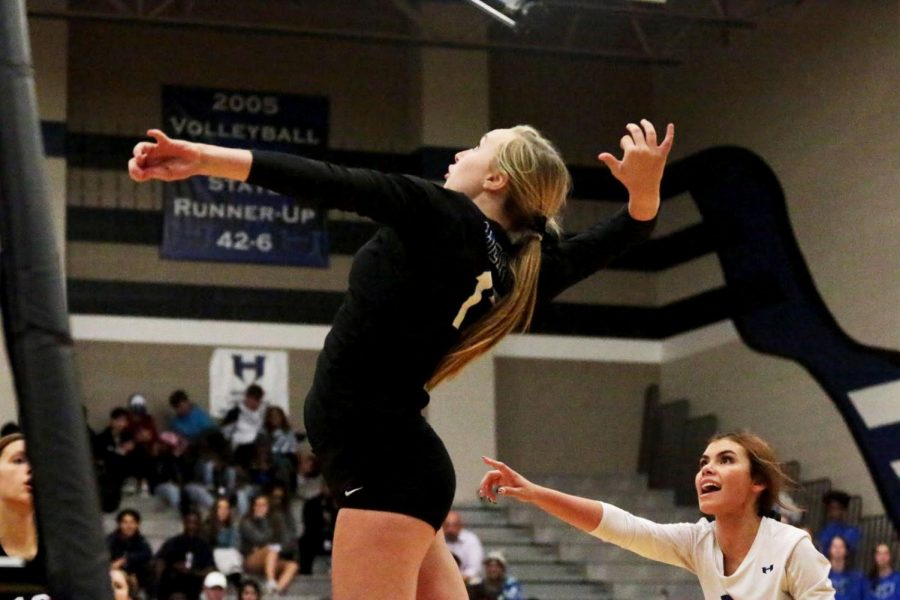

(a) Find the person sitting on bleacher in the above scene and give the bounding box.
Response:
[95,407,137,512]
[239,493,298,594]
[261,406,298,491]
[869,543,900,600]
[108,509,154,597]
[443,510,484,583]
[154,511,215,600]
[466,551,523,600]
[202,497,242,584]
[298,483,338,575]
[818,490,862,555]
[200,571,227,600]
[221,384,267,471]
[167,390,216,444]
[827,535,866,600]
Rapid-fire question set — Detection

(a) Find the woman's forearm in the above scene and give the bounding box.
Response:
[197,143,253,181]
[627,191,660,221]
[528,485,605,533]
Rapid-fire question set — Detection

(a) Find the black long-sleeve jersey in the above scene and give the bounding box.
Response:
[247,151,655,419]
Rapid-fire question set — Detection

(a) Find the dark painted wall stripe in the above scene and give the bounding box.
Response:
[67,279,730,340]
[66,206,714,272]
[41,120,67,157]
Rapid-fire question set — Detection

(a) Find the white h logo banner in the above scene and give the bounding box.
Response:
[209,348,289,418]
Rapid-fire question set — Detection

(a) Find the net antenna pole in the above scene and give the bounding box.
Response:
[0,1,113,598]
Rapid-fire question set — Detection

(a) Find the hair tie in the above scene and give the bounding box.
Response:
[530,215,547,235]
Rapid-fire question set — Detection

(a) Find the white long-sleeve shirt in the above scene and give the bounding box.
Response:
[446,529,484,580]
[590,502,834,600]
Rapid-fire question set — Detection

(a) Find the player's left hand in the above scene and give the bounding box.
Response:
[598,119,674,219]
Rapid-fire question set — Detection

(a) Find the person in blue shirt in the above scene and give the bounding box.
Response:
[829,535,867,600]
[869,543,900,600]
[466,551,523,600]
[168,389,217,442]
[819,490,862,554]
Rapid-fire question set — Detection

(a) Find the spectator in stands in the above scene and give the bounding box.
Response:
[466,551,523,600]
[239,493,298,594]
[262,406,298,489]
[148,436,185,511]
[108,508,153,595]
[827,535,866,600]
[238,579,262,600]
[96,406,138,511]
[200,571,227,600]
[128,393,160,494]
[270,481,299,543]
[203,496,242,581]
[869,542,900,600]
[236,441,278,514]
[221,384,267,470]
[443,510,484,583]
[155,511,215,600]
[295,448,323,502]
[185,433,237,513]
[168,390,216,443]
[298,484,338,575]
[110,567,133,600]
[818,490,862,554]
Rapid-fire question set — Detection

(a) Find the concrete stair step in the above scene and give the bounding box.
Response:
[560,542,648,563]
[522,580,611,600]
[494,543,560,562]
[518,506,700,530]
[281,575,331,596]
[587,561,695,584]
[611,581,703,600]
[453,504,512,526]
[532,473,649,495]
[507,561,585,581]
[466,524,533,544]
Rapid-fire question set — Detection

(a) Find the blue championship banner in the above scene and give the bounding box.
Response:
[161,85,330,267]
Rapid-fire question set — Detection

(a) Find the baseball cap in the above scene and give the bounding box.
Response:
[203,571,227,589]
[484,550,507,568]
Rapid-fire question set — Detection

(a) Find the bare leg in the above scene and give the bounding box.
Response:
[243,546,269,575]
[416,530,469,600]
[264,548,278,582]
[331,508,436,600]
[275,559,299,592]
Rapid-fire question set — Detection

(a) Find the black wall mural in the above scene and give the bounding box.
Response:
[670,146,900,530]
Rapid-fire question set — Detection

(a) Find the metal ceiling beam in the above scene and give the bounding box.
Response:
[544,1,756,28]
[387,0,424,31]
[28,7,681,64]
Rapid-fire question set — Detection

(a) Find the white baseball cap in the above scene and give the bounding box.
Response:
[203,572,227,589]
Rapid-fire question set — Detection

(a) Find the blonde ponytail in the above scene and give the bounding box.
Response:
[427,126,569,389]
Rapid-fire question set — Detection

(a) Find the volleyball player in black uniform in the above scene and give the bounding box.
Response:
[129,119,674,599]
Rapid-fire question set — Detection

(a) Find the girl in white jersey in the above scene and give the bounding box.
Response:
[480,431,835,599]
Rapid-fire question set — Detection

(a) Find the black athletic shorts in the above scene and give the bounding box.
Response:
[304,394,456,531]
